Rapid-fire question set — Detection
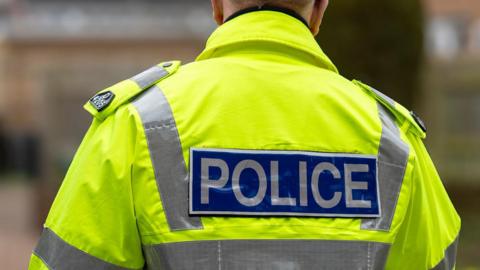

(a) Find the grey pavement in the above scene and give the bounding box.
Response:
[0,182,38,270]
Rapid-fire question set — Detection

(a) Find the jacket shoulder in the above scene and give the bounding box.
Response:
[353,80,427,139]
[84,61,181,121]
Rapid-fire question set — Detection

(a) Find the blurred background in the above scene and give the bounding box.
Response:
[0,0,478,269]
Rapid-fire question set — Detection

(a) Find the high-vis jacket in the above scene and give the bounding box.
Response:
[29,9,460,270]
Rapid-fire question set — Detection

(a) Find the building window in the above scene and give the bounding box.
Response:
[426,17,467,58]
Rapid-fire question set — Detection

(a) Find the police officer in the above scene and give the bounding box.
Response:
[29,0,460,269]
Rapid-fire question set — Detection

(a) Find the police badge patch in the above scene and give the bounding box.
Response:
[90,91,115,112]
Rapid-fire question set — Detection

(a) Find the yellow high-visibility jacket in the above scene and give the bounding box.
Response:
[29,10,460,270]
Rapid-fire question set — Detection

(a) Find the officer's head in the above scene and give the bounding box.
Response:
[210,0,329,35]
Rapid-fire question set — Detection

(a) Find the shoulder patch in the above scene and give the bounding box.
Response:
[353,80,427,139]
[410,111,427,133]
[89,91,115,112]
[84,61,181,121]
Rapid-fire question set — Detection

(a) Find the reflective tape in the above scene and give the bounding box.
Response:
[371,87,395,108]
[133,86,203,231]
[432,237,459,270]
[362,104,410,231]
[143,240,390,270]
[34,228,131,270]
[131,65,169,89]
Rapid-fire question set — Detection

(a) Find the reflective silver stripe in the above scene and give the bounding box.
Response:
[131,65,169,89]
[143,240,390,270]
[362,104,410,231]
[34,228,131,270]
[371,87,395,108]
[432,237,459,270]
[133,86,203,231]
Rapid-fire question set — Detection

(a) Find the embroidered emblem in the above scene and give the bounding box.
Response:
[90,91,115,112]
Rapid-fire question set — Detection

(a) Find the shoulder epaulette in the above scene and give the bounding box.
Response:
[84,61,181,121]
[353,80,427,139]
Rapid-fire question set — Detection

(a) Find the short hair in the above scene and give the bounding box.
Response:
[229,0,314,11]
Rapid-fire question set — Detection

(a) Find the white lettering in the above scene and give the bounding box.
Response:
[271,161,296,206]
[299,161,308,207]
[201,156,374,211]
[201,158,229,204]
[232,160,267,207]
[311,162,342,209]
[344,164,371,208]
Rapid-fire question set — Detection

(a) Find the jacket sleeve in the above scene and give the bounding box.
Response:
[386,133,461,270]
[28,105,144,270]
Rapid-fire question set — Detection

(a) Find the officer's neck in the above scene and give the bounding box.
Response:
[224,5,310,28]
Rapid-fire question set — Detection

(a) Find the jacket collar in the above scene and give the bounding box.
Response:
[197,10,338,73]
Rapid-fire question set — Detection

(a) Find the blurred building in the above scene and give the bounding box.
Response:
[0,0,478,215]
[0,1,478,268]
[0,0,215,222]
[425,0,480,57]
[423,0,480,184]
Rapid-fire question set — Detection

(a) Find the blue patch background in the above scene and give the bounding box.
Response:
[190,149,379,217]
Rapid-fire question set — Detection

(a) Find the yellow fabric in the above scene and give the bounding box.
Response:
[386,132,461,269]
[28,254,50,270]
[84,61,181,121]
[83,79,140,121]
[141,11,387,245]
[38,105,145,269]
[353,80,427,139]
[29,10,460,270]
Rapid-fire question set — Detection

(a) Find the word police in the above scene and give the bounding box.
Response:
[190,148,380,217]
